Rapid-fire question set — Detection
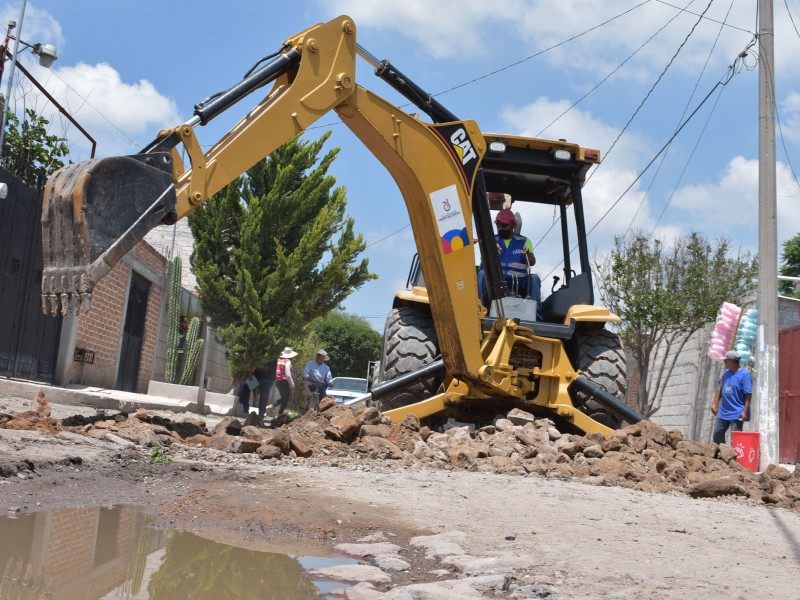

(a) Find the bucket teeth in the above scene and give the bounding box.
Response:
[40,154,177,317]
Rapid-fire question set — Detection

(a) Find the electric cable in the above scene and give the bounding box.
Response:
[785,0,800,38]
[588,0,717,183]
[541,44,750,281]
[633,0,737,236]
[536,0,694,139]
[654,0,754,33]
[431,0,654,98]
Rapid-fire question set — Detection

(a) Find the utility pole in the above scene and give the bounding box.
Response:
[757,0,779,469]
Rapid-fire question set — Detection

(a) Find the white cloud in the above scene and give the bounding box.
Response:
[319,1,773,82]
[0,6,180,160]
[780,90,800,144]
[321,0,527,60]
[27,61,181,158]
[669,155,757,226]
[666,156,800,249]
[0,4,64,50]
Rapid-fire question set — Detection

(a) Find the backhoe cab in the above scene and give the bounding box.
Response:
[40,15,642,434]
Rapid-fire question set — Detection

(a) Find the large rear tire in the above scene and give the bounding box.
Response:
[570,328,628,429]
[376,306,442,411]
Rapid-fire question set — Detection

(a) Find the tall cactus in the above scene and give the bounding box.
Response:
[164,256,182,383]
[179,317,205,385]
[165,255,205,385]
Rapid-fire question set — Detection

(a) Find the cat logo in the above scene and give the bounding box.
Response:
[450,128,477,165]
[428,122,481,186]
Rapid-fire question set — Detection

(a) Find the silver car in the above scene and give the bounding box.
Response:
[326,377,368,404]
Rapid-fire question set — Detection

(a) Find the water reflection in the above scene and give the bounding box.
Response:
[0,506,352,599]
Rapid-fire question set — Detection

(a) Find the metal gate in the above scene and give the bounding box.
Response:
[116,272,151,392]
[779,324,800,463]
[0,169,61,381]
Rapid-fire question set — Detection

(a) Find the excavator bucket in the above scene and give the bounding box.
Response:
[41,153,178,316]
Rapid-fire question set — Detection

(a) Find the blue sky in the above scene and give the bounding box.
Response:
[5,1,800,330]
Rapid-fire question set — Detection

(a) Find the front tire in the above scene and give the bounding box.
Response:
[376,306,442,411]
[570,328,628,429]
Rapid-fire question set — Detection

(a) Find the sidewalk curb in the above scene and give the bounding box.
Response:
[0,378,235,418]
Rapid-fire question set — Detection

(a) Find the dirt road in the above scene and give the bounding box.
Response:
[1,394,799,599]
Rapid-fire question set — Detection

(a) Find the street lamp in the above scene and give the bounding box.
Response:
[0,10,59,163]
[0,23,58,86]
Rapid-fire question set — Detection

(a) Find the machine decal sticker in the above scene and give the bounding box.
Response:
[431,184,469,254]
[428,123,480,189]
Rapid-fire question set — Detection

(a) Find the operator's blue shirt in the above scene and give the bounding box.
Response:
[717,368,752,421]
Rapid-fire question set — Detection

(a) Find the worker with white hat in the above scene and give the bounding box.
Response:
[269,346,298,417]
[303,349,334,409]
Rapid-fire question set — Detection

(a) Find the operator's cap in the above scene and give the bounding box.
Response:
[724,350,740,362]
[316,349,330,361]
[495,209,516,224]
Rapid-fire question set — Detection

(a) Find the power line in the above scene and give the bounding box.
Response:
[44,67,141,151]
[365,224,410,249]
[785,0,800,38]
[536,0,693,138]
[654,0,755,34]
[431,0,655,98]
[636,0,738,235]
[541,46,750,281]
[588,0,717,183]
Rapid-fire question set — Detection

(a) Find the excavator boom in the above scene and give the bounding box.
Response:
[41,15,486,380]
[40,15,642,433]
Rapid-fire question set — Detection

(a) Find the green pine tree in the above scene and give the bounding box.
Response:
[188,132,375,378]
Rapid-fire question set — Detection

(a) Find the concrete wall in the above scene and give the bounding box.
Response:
[144,218,197,290]
[647,296,800,442]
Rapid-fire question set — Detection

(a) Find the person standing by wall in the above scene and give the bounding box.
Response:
[253,359,277,423]
[269,347,297,417]
[303,349,333,410]
[711,350,752,444]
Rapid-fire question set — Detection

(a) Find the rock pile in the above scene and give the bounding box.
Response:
[3,395,799,511]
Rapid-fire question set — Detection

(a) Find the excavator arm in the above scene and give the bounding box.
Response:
[41,15,487,382]
[41,15,643,431]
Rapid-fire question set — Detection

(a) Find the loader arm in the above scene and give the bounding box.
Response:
[41,15,487,383]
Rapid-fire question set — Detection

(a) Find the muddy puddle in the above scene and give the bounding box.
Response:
[0,505,356,599]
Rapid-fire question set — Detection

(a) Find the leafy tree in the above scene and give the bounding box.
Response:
[779,232,800,298]
[595,230,758,417]
[306,311,382,378]
[188,132,375,378]
[3,108,68,186]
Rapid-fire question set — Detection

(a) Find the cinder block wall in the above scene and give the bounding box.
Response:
[647,296,800,442]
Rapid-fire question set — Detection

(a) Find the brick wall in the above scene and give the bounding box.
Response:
[71,262,130,388]
[45,508,96,587]
[69,241,168,391]
[70,223,242,394]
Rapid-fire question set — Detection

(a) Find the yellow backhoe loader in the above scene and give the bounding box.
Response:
[40,15,643,435]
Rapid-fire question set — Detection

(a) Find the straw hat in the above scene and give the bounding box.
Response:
[316,349,330,361]
[280,346,298,358]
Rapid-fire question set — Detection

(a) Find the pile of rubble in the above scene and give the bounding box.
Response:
[2,393,799,510]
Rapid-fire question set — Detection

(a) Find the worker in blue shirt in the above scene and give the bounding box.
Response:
[711,350,752,444]
[303,349,333,409]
